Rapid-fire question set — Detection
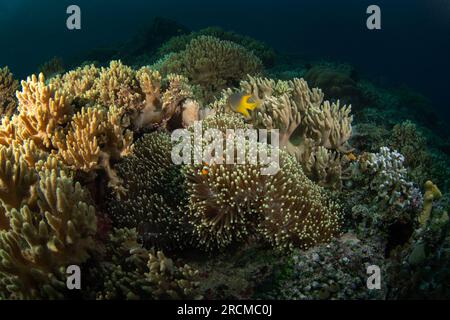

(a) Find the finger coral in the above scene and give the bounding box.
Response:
[213,76,353,189]
[50,60,198,132]
[159,36,263,103]
[14,73,73,150]
[86,228,201,300]
[0,143,97,299]
[0,67,19,119]
[0,72,135,193]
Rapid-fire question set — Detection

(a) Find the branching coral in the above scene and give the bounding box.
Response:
[159,36,263,103]
[213,76,353,189]
[13,73,73,150]
[0,143,97,299]
[360,147,422,212]
[50,61,198,132]
[0,67,19,119]
[86,228,201,300]
[0,72,135,193]
[107,132,188,250]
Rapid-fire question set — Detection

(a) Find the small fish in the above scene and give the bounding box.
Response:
[201,162,210,175]
[346,152,357,161]
[228,92,260,118]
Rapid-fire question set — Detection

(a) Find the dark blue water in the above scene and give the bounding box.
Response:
[1,0,449,117]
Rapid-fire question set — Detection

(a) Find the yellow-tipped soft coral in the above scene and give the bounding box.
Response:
[418,180,442,225]
[50,61,198,132]
[0,144,97,299]
[56,107,104,172]
[0,66,19,118]
[55,106,133,192]
[213,76,353,189]
[0,142,38,211]
[51,64,100,101]
[14,73,73,150]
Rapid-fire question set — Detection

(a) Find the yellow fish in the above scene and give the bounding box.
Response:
[346,152,357,161]
[228,92,260,118]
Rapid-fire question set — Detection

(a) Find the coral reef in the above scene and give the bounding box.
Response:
[0,143,97,299]
[158,36,263,103]
[157,26,276,67]
[262,234,386,300]
[213,76,353,189]
[1,22,449,301]
[183,115,342,251]
[85,228,201,300]
[305,65,362,107]
[107,132,188,250]
[0,67,19,118]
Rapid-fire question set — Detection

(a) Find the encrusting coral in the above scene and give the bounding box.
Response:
[0,143,97,299]
[158,36,263,103]
[212,76,353,189]
[0,67,19,119]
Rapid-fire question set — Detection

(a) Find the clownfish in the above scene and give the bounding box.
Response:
[227,92,260,118]
[201,162,210,175]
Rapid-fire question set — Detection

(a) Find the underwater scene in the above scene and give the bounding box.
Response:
[0,0,449,301]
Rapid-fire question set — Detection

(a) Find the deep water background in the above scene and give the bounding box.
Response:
[0,0,449,118]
